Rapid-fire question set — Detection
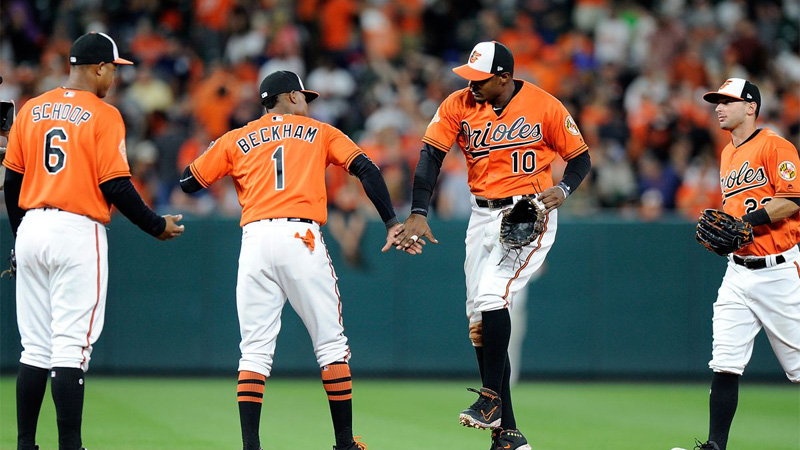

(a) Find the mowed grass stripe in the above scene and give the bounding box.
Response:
[0,377,797,450]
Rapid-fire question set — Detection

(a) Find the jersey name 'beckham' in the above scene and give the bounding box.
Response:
[30,102,93,126]
[236,122,319,154]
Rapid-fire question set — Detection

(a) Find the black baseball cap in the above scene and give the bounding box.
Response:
[703,78,761,116]
[69,32,133,66]
[453,41,514,81]
[259,71,319,105]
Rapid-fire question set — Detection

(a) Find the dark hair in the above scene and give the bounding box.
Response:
[262,95,279,110]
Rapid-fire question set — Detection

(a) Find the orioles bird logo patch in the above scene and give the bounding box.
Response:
[118,139,127,158]
[779,161,797,181]
[564,115,580,136]
[469,51,482,64]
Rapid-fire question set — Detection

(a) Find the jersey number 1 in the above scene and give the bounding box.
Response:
[44,128,67,174]
[272,145,285,190]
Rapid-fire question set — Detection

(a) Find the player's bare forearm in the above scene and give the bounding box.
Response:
[157,214,185,241]
[536,186,566,213]
[761,197,800,222]
[393,213,438,254]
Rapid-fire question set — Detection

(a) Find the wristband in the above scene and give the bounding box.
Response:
[741,208,770,226]
[556,181,571,199]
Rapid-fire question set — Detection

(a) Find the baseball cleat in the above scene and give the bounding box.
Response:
[671,439,720,450]
[459,387,502,429]
[490,428,532,450]
[333,436,367,450]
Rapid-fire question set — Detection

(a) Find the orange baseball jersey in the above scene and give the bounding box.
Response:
[719,128,800,256]
[2,88,131,224]
[423,80,588,198]
[189,113,363,226]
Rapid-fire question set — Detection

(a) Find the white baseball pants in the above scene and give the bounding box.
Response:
[464,196,557,325]
[710,246,800,381]
[236,219,350,377]
[15,208,108,372]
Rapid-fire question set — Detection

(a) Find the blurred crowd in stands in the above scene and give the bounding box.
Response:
[1,0,798,249]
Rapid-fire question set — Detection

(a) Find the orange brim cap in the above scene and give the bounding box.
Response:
[702,91,743,103]
[452,64,494,81]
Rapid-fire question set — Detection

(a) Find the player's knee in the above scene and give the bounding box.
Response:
[469,321,483,346]
[315,340,350,368]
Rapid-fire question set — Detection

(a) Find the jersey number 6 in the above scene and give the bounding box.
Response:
[44,128,68,174]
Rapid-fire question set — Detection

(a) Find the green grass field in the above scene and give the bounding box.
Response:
[0,377,797,450]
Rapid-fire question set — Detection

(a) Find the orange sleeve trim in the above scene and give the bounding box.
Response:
[563,144,589,161]
[2,160,24,173]
[98,170,132,184]
[343,150,364,171]
[190,163,210,188]
[772,193,800,198]
[422,136,451,152]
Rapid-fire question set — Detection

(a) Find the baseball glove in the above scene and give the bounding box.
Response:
[695,209,753,256]
[499,197,546,250]
[0,249,15,278]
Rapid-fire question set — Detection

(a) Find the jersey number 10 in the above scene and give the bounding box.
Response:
[511,150,536,174]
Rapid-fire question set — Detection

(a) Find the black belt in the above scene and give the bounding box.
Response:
[265,217,314,224]
[475,196,514,209]
[731,254,785,270]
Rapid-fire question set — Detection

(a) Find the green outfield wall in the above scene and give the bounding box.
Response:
[0,215,786,380]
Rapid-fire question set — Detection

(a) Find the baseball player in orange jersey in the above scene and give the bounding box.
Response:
[672,79,800,450]
[2,32,184,450]
[179,70,413,450]
[395,41,591,450]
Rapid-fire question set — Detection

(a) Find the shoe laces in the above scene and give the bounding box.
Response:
[353,436,368,450]
[694,439,717,450]
[467,387,499,409]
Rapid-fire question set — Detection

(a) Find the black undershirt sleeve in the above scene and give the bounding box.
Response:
[99,177,166,237]
[3,168,25,237]
[179,165,204,193]
[410,143,447,217]
[558,151,591,196]
[347,153,398,228]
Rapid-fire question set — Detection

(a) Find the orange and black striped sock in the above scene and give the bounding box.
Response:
[322,361,353,448]
[238,370,266,450]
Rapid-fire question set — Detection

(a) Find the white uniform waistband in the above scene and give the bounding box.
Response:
[472,195,529,210]
[243,217,320,231]
[729,245,799,270]
[26,208,102,225]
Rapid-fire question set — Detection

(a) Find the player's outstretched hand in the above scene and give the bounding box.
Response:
[392,213,438,255]
[382,222,425,254]
[536,186,566,214]
[158,214,185,241]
